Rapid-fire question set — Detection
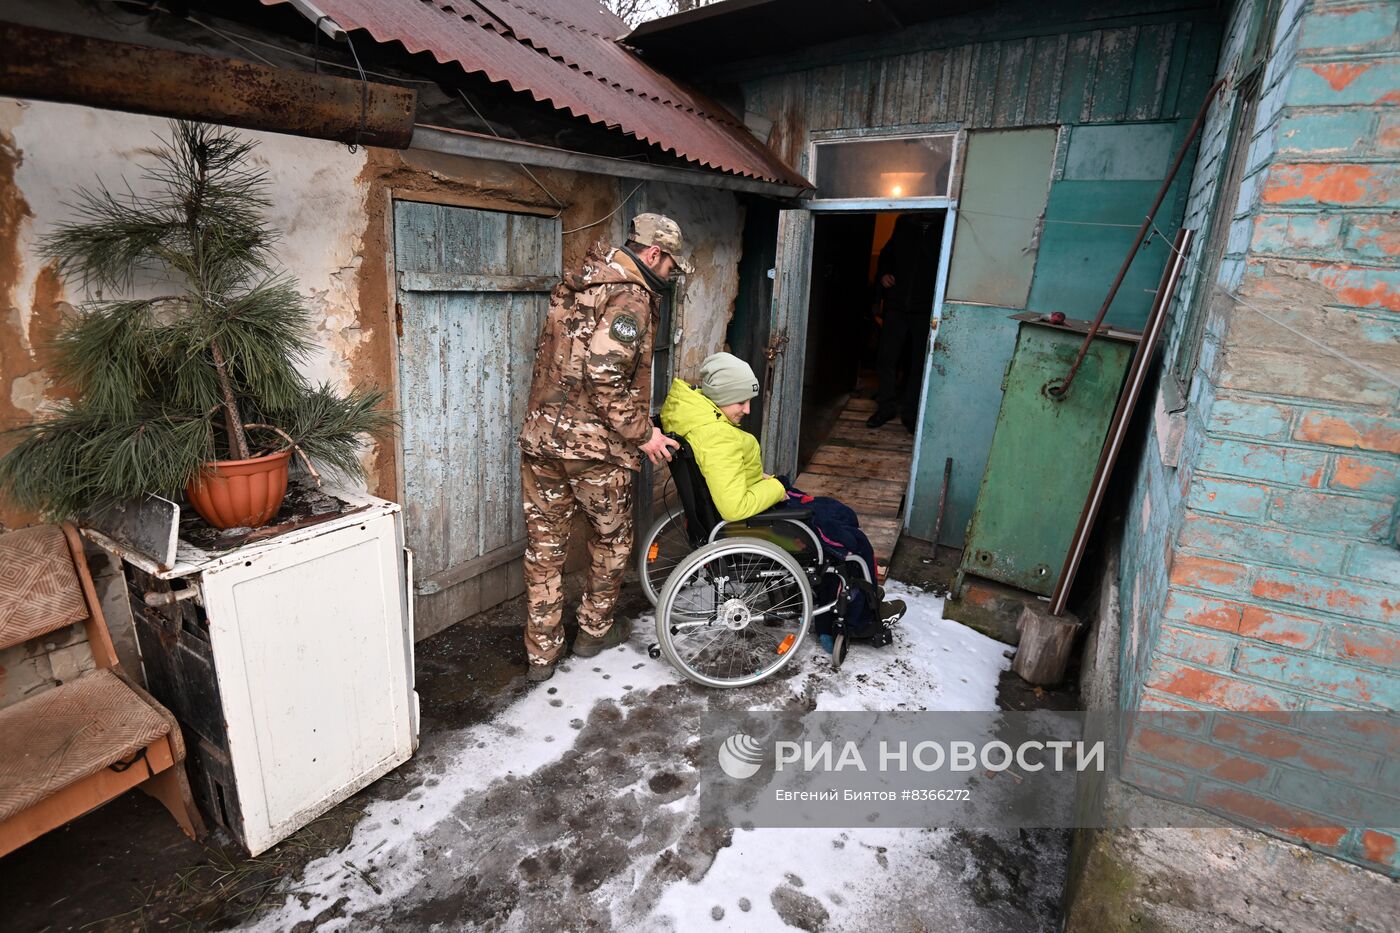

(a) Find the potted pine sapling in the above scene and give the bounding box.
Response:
[0,121,392,530]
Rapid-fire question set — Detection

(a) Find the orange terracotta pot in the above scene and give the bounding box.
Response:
[185,449,292,530]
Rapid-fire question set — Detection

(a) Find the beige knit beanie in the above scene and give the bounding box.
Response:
[698,352,760,407]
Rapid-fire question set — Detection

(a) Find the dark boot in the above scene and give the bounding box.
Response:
[526,662,556,683]
[880,598,907,626]
[573,617,634,657]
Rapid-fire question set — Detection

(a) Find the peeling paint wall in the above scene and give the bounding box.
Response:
[0,98,373,529]
[0,96,747,651]
[736,0,1224,544]
[626,180,745,381]
[1117,0,1400,876]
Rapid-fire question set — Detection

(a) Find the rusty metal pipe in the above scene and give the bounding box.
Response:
[1052,78,1224,400]
[0,22,416,148]
[1050,228,1195,616]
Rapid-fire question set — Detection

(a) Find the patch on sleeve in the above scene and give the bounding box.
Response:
[609,313,640,346]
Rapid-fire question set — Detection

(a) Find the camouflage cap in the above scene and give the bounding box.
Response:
[628,213,694,274]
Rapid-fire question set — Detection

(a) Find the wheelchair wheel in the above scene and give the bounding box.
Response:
[656,538,813,689]
[638,510,690,607]
[831,633,849,671]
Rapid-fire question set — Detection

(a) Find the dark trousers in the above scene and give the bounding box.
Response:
[874,308,931,422]
[781,490,879,634]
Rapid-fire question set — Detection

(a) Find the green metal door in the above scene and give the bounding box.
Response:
[959,316,1137,596]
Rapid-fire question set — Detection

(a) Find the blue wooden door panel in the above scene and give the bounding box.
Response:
[393,202,560,611]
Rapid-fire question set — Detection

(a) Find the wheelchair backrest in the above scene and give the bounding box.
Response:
[660,431,724,548]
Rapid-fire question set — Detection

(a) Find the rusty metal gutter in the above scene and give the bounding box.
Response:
[409,124,813,200]
[0,21,417,149]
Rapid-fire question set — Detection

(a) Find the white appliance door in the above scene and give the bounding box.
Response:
[201,512,414,853]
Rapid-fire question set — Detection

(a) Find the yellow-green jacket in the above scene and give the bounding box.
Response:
[659,379,786,522]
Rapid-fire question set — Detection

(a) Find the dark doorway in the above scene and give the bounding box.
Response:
[798,211,945,469]
[726,200,780,433]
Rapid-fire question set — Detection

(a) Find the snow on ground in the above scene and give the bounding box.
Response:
[638,582,1034,932]
[243,615,679,931]
[810,581,1007,711]
[245,582,1065,932]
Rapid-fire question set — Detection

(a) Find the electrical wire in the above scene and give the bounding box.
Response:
[135,3,643,222]
[184,13,280,67]
[563,182,645,236]
[456,90,565,215]
[170,8,441,85]
[339,23,369,152]
[1151,219,1400,393]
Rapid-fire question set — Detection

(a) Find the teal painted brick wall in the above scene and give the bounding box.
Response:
[1119,0,1400,875]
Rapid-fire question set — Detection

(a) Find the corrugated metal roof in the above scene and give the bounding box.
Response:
[262,0,808,187]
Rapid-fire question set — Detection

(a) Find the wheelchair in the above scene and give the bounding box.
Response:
[638,431,878,688]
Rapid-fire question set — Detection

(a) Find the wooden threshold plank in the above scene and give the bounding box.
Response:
[791,394,909,576]
[825,424,915,452]
[806,448,912,481]
[800,462,909,487]
[798,473,906,499]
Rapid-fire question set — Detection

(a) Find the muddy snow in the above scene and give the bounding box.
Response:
[244,582,1067,931]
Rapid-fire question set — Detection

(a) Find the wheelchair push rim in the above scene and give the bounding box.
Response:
[655,538,813,689]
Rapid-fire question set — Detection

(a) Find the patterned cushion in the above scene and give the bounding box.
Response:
[0,525,88,650]
[0,668,171,821]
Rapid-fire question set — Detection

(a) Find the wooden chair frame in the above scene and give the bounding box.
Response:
[0,523,205,857]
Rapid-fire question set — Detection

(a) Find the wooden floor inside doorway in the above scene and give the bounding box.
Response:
[794,396,914,580]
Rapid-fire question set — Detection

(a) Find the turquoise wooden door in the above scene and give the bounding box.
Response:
[393,202,561,637]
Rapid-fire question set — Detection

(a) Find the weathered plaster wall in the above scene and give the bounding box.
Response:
[628,180,745,381]
[0,97,374,528]
[1117,0,1400,875]
[0,97,748,653]
[0,98,377,704]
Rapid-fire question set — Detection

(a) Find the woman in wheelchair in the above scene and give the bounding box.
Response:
[658,353,906,654]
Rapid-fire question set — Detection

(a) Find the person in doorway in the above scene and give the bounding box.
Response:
[516,213,692,682]
[868,214,943,432]
[660,352,906,647]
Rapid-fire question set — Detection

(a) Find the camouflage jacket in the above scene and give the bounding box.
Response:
[518,243,660,471]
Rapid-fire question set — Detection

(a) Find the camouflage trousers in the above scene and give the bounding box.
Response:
[521,454,635,666]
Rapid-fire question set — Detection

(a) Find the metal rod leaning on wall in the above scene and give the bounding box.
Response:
[1052,79,1224,400]
[1050,228,1195,617]
[931,457,953,551]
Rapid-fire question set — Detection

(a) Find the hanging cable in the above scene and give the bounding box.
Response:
[335,22,370,153]
[1149,220,1400,393]
[179,12,440,85]
[564,182,645,236]
[456,90,565,216]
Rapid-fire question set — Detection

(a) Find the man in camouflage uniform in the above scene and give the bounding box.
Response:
[517,213,692,682]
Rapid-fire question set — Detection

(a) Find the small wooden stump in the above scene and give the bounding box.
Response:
[1013,605,1081,686]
